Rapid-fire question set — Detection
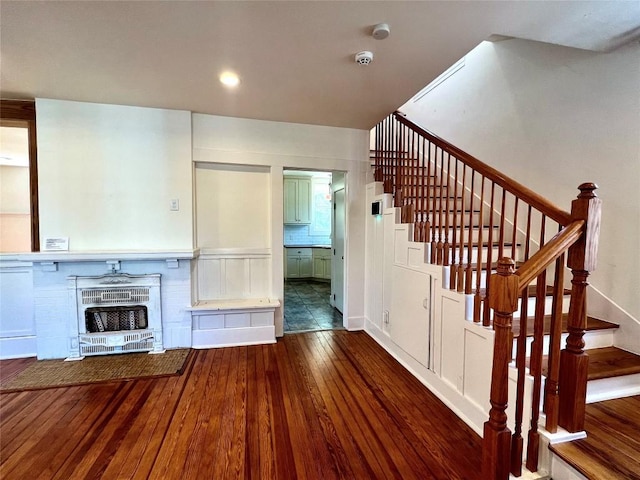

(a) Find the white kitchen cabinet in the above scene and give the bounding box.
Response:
[285,248,313,278]
[312,248,331,280]
[283,177,311,224]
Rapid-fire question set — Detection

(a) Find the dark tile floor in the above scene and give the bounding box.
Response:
[284,279,344,333]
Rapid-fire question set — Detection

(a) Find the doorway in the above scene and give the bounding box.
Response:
[283,170,345,333]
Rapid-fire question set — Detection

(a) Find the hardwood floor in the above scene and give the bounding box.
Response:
[550,395,640,480]
[0,331,482,479]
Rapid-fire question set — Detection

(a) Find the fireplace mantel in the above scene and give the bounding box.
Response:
[7,249,199,272]
[1,249,195,360]
[12,249,198,262]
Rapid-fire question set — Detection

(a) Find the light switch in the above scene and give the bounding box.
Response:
[170,199,179,211]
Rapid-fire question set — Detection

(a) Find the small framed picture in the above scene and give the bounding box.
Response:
[43,237,69,251]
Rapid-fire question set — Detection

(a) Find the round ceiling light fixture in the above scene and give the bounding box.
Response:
[372,23,390,40]
[219,71,240,87]
[355,51,374,65]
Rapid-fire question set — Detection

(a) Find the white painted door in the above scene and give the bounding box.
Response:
[333,188,345,313]
[390,266,432,368]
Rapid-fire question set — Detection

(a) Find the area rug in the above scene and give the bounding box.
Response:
[0,348,193,393]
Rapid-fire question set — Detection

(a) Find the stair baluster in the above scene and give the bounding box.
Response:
[527,266,547,472]
[443,152,452,266]
[473,176,486,323]
[449,159,460,289]
[456,165,467,292]
[544,251,565,433]
[464,170,476,294]
[436,148,445,264]
[483,183,497,326]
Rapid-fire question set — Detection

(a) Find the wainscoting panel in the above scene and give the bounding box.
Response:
[196,249,271,301]
[0,260,36,358]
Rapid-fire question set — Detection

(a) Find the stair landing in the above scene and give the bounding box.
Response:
[550,395,640,480]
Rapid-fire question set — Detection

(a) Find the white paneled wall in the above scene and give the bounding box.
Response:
[196,250,271,301]
[0,260,36,358]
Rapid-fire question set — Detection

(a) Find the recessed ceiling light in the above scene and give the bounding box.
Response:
[219,72,240,87]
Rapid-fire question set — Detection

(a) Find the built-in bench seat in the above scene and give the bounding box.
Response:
[187,298,280,349]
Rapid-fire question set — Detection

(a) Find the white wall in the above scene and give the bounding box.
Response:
[401,39,640,334]
[36,99,194,251]
[192,114,370,335]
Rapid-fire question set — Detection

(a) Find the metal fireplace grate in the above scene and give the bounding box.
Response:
[85,306,148,333]
[69,273,164,359]
[78,331,155,356]
[81,287,150,305]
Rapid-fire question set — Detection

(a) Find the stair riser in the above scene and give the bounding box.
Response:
[512,329,615,359]
[587,373,640,403]
[455,244,522,265]
[403,197,465,210]
[443,227,512,245]
[416,212,486,226]
[463,293,570,322]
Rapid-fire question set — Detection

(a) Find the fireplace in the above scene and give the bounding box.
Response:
[67,273,164,359]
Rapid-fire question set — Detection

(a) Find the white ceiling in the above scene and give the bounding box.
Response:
[2,1,639,130]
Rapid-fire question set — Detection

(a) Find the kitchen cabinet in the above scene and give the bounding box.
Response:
[313,248,331,280]
[285,248,312,278]
[284,177,311,224]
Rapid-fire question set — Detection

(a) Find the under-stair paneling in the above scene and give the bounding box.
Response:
[438,292,465,388]
[364,189,496,434]
[390,265,432,368]
[196,249,271,301]
[462,326,492,410]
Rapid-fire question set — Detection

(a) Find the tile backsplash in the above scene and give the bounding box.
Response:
[284,224,331,246]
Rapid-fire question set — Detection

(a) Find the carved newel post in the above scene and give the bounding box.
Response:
[559,183,601,432]
[483,258,519,480]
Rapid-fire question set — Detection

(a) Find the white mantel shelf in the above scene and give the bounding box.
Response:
[3,249,199,264]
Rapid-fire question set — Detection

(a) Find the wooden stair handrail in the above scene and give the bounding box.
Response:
[515,220,585,289]
[393,112,571,226]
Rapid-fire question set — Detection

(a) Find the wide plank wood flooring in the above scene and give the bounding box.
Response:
[550,395,640,480]
[0,331,482,479]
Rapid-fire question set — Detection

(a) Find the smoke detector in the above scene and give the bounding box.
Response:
[355,51,373,65]
[372,23,390,40]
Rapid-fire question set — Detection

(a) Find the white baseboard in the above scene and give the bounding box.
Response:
[346,316,365,331]
[0,336,37,359]
[192,326,276,349]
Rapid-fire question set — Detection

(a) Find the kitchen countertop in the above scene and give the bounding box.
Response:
[285,245,331,249]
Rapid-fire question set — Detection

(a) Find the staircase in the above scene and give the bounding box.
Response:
[372,112,640,479]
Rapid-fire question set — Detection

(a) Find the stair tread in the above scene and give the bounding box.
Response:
[513,314,616,339]
[586,346,640,380]
[549,395,640,480]
[535,346,640,381]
